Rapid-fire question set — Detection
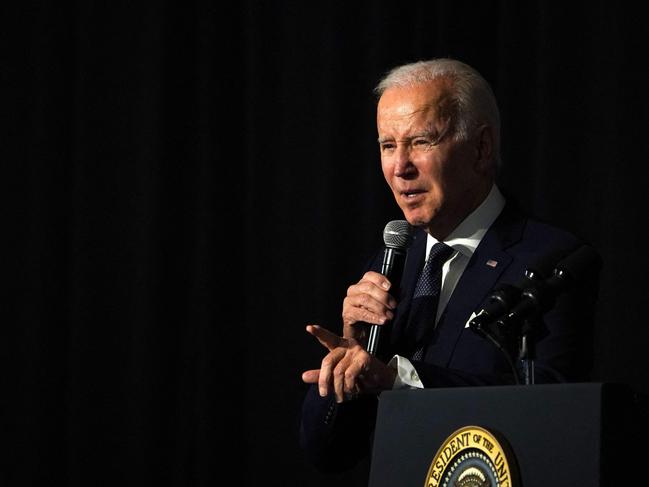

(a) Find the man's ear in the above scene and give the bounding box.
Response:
[474,125,495,175]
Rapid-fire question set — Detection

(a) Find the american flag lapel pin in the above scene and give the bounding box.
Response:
[486,259,498,268]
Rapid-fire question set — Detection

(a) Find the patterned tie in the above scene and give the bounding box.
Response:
[405,242,454,361]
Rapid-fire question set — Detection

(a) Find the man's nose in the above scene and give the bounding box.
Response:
[394,146,415,177]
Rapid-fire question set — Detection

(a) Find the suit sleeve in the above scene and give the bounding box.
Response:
[299,385,378,473]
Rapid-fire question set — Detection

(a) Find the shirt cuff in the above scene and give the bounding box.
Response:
[387,355,424,389]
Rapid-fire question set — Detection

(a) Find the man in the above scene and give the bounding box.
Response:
[300,58,600,473]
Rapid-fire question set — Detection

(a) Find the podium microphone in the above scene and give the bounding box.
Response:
[497,244,601,329]
[469,250,562,337]
[366,220,414,356]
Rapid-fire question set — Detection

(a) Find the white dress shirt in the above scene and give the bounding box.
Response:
[389,184,506,388]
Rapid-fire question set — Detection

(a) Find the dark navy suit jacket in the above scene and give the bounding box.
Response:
[300,202,601,472]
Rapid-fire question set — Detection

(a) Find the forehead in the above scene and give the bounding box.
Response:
[377,80,453,131]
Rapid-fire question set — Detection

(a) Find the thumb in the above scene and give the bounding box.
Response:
[301,369,320,384]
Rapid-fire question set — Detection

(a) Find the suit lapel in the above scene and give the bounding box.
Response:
[430,204,527,367]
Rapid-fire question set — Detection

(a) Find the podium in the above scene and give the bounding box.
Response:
[368,383,648,487]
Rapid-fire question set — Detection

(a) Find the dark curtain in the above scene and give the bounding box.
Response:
[4,1,648,486]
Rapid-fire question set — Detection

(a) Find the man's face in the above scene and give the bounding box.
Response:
[377,81,491,239]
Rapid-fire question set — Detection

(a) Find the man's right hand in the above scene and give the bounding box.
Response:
[341,271,398,341]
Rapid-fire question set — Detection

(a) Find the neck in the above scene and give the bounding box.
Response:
[426,182,493,240]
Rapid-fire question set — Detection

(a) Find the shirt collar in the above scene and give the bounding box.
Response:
[426,184,506,259]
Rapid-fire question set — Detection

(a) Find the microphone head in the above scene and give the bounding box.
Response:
[523,249,567,281]
[554,244,602,280]
[383,220,414,250]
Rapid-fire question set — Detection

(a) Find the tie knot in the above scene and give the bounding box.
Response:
[413,242,454,299]
[427,242,454,264]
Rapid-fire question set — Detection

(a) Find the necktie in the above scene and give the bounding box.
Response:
[405,242,454,361]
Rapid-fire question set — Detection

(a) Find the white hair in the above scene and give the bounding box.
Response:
[375,58,501,161]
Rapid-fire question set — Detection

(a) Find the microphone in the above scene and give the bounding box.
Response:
[468,244,601,383]
[468,282,525,340]
[469,250,562,337]
[496,244,601,330]
[366,220,414,356]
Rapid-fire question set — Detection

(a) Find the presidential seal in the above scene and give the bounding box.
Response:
[423,426,518,487]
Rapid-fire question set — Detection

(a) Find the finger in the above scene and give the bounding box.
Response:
[306,324,344,351]
[333,357,349,403]
[301,369,320,384]
[342,294,395,326]
[347,272,397,309]
[343,357,366,395]
[359,271,393,291]
[318,348,346,398]
[332,349,365,403]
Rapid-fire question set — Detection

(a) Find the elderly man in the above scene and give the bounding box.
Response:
[300,58,600,473]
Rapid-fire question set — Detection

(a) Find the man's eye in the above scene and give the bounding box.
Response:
[381,143,395,151]
[413,138,431,146]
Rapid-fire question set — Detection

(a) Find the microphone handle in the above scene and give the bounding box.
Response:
[366,326,382,356]
[366,247,407,356]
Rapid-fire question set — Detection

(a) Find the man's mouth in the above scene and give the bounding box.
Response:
[401,189,426,199]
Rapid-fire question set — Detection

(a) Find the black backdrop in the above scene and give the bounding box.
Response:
[4,1,649,486]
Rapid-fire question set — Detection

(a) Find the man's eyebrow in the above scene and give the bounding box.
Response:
[377,130,439,144]
[411,131,437,139]
[377,136,394,144]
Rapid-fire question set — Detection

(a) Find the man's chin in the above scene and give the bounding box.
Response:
[403,214,431,228]
[397,203,435,227]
